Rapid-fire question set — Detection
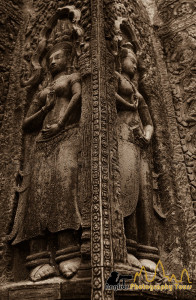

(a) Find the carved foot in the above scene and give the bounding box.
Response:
[127,253,142,268]
[59,257,81,278]
[139,259,157,272]
[30,264,57,282]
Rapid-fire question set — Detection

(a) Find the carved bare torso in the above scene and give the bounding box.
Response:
[10,70,82,245]
[41,75,74,128]
[118,73,136,100]
[116,71,140,128]
[9,10,84,281]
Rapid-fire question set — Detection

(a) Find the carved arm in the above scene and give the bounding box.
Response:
[115,92,138,111]
[23,91,55,131]
[138,94,154,142]
[23,106,48,131]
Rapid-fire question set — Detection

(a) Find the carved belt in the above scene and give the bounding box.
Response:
[35,123,80,156]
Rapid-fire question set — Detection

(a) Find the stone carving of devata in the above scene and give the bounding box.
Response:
[116,42,160,272]
[9,10,83,282]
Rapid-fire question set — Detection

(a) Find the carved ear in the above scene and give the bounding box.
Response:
[136,51,144,71]
[74,41,82,57]
[72,24,84,40]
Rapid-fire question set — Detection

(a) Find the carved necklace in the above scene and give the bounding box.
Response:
[48,72,69,91]
[121,74,133,86]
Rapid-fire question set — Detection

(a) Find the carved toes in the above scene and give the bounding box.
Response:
[59,257,81,279]
[30,264,57,282]
[139,259,157,272]
[127,253,142,268]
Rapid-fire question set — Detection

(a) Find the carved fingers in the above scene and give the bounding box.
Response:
[143,125,154,142]
[42,123,60,139]
[44,91,56,112]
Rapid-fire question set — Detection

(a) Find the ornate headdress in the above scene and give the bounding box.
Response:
[120,42,137,59]
[22,6,83,87]
[45,19,75,63]
[116,42,137,73]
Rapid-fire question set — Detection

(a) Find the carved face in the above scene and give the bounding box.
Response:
[121,53,137,78]
[48,49,68,76]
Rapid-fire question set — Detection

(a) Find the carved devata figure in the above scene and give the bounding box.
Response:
[116,42,160,272]
[9,8,84,281]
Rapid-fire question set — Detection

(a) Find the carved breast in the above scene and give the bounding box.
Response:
[42,75,72,128]
[39,75,71,101]
[117,74,141,128]
[119,75,134,98]
[52,75,71,98]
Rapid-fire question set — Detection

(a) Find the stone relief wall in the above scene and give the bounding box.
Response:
[103,0,182,278]
[155,0,196,279]
[0,0,24,282]
[158,0,196,213]
[0,0,23,128]
[0,0,195,299]
[0,0,92,284]
[102,0,196,286]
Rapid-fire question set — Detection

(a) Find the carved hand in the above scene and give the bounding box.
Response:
[43,91,56,112]
[115,92,138,111]
[133,125,153,147]
[143,125,153,143]
[42,123,61,139]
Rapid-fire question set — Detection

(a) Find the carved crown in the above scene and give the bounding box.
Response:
[120,42,136,58]
[47,19,74,55]
[22,6,83,86]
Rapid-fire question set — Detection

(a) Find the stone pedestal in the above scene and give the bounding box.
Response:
[1,279,195,300]
[0,278,91,300]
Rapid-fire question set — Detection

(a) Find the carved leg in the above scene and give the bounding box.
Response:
[26,236,57,282]
[124,213,142,268]
[137,153,159,272]
[56,230,81,279]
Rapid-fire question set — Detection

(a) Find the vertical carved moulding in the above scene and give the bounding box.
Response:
[105,51,127,265]
[77,0,92,267]
[89,0,126,299]
[90,0,113,299]
[79,51,92,267]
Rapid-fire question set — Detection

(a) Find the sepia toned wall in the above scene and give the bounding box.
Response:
[0,0,195,299]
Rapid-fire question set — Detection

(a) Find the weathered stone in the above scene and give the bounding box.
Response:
[0,0,195,299]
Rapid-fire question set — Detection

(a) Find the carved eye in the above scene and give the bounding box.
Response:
[55,55,61,60]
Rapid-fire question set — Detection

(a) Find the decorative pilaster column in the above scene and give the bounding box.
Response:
[80,1,126,299]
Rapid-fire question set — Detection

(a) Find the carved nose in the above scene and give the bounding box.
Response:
[50,61,56,68]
